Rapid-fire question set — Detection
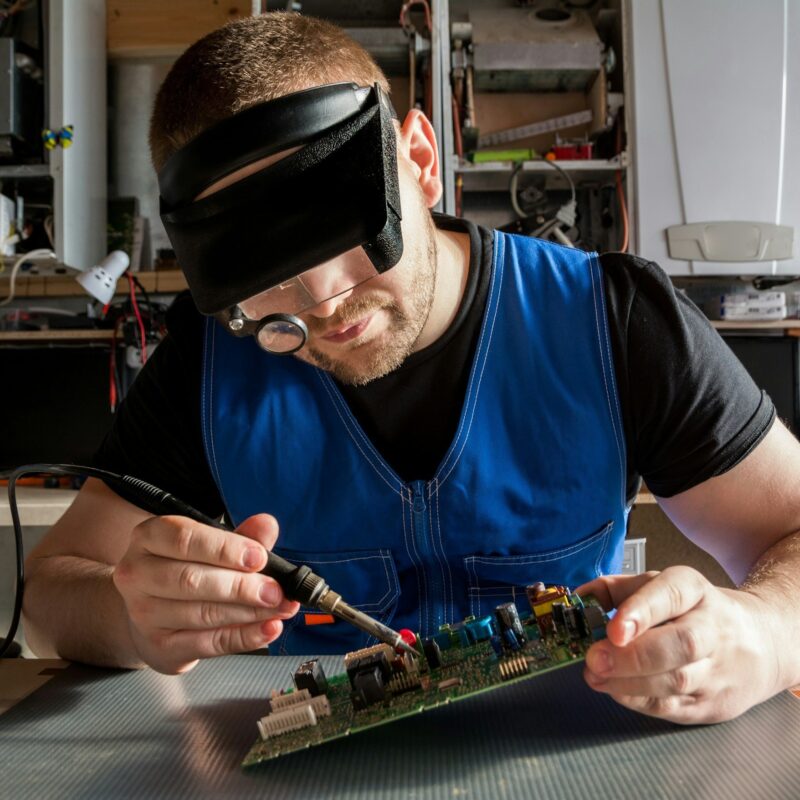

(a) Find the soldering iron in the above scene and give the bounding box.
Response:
[1,464,417,659]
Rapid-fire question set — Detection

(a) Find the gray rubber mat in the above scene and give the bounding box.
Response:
[1,654,799,799]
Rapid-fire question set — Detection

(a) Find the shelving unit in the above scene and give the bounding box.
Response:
[436,0,629,254]
[0,268,186,299]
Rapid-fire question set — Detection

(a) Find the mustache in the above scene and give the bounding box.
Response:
[306,294,402,334]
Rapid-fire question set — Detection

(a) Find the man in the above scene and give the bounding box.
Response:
[22,13,800,726]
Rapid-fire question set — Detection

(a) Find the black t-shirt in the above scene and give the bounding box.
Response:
[93,215,775,517]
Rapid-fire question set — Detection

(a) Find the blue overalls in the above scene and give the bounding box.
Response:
[201,232,628,654]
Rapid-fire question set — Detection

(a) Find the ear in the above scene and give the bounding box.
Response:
[397,109,442,208]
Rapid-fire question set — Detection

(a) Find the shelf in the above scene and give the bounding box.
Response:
[0,329,115,342]
[0,164,51,179]
[453,155,627,191]
[0,269,187,299]
[711,320,800,331]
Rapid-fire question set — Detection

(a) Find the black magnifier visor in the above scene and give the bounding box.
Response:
[158,82,404,335]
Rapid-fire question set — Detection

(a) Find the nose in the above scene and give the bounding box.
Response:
[305,287,354,318]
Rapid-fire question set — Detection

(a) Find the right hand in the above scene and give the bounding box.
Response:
[112,512,300,674]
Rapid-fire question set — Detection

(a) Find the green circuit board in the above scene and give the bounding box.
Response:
[243,587,608,767]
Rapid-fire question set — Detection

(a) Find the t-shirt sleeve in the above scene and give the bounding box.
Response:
[92,292,225,518]
[601,252,775,498]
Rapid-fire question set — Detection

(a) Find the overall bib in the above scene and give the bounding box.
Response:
[201,232,628,654]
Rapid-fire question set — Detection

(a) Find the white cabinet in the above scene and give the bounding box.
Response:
[628,0,799,275]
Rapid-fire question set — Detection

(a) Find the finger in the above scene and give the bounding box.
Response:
[130,516,267,572]
[129,594,300,631]
[585,657,712,699]
[608,692,701,724]
[575,571,661,611]
[609,566,708,647]
[152,619,285,668]
[117,554,288,607]
[585,615,713,678]
[235,513,280,553]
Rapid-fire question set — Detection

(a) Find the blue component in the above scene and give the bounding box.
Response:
[591,626,607,641]
[490,635,503,656]
[466,616,495,642]
[434,627,452,651]
[455,626,471,648]
[503,629,520,651]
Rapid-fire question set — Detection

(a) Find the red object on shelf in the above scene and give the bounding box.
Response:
[550,142,594,160]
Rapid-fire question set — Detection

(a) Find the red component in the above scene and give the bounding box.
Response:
[398,629,417,648]
[550,142,593,160]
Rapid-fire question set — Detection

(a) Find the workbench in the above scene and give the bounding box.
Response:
[0,654,798,799]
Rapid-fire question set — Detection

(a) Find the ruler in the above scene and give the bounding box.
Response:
[478,109,593,148]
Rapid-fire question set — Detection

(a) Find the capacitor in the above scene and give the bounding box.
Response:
[434,626,453,651]
[552,601,567,637]
[465,615,495,642]
[502,628,521,651]
[293,658,328,697]
[422,638,443,670]
[494,602,526,645]
[490,635,503,656]
[563,606,582,640]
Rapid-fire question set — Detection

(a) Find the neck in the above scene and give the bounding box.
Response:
[413,226,471,352]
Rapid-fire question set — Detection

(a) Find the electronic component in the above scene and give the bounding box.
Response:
[257,695,331,740]
[243,587,610,766]
[422,638,443,670]
[499,655,530,681]
[293,659,328,697]
[494,602,526,647]
[351,665,387,709]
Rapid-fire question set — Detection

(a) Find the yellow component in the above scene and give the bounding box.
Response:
[533,588,571,618]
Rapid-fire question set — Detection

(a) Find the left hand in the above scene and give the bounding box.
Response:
[576,566,782,724]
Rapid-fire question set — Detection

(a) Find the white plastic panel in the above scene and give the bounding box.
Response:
[629,0,798,275]
[48,0,107,270]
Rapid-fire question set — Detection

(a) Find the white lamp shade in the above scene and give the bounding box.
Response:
[75,250,131,304]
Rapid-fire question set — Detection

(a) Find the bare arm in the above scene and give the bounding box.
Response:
[23,478,299,672]
[578,419,800,723]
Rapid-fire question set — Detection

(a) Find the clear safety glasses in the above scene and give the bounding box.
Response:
[224,246,380,354]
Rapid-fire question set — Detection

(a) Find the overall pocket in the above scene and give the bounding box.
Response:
[463,521,613,619]
[271,547,401,655]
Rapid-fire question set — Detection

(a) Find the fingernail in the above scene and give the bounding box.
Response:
[592,649,612,674]
[622,619,637,643]
[242,547,262,569]
[259,583,280,606]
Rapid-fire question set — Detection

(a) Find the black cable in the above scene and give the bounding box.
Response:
[2,463,390,658]
[1,463,127,657]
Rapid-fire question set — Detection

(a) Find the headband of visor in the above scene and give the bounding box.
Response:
[158,83,404,353]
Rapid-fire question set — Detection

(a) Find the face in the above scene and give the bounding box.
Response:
[198,106,446,386]
[292,164,439,386]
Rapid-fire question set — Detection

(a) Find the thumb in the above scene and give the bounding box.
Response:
[235,513,281,554]
[575,571,660,611]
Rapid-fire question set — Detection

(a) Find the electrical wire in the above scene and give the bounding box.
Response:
[616,169,629,253]
[0,464,128,658]
[0,248,56,307]
[452,95,464,217]
[127,272,147,364]
[509,158,576,219]
[399,0,432,33]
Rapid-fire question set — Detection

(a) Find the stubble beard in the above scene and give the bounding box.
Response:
[299,215,438,387]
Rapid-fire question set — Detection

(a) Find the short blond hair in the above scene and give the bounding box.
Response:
[149,13,390,173]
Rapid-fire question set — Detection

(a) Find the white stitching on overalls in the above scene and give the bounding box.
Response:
[437,233,505,488]
[400,490,423,633]
[427,481,449,631]
[315,371,403,497]
[588,255,626,511]
[432,478,455,625]
[405,486,431,634]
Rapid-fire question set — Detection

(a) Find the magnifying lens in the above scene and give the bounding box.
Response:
[224,246,379,354]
